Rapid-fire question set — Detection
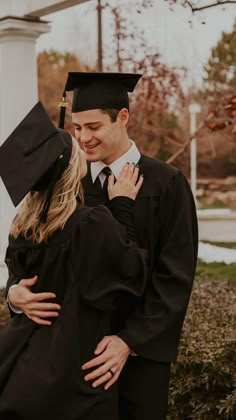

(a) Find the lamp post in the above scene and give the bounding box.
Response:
[188,103,201,206]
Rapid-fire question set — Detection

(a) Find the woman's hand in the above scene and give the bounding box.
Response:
[108,163,143,200]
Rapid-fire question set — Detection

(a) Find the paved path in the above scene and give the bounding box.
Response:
[198,210,236,242]
[198,219,236,242]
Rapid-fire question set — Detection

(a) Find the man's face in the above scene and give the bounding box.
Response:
[72,109,127,165]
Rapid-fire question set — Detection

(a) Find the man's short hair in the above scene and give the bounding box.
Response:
[101,109,120,123]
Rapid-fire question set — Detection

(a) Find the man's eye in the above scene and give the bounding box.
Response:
[90,126,100,130]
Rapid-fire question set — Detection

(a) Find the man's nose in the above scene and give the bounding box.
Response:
[80,128,92,144]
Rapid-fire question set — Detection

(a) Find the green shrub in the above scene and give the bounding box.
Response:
[0,279,235,418]
[168,279,236,419]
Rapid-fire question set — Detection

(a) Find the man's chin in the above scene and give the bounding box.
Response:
[85,155,100,163]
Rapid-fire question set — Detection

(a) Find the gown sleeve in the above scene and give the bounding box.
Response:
[117,171,198,362]
[107,196,137,243]
[72,205,147,312]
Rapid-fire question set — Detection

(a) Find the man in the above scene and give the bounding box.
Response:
[7,72,198,419]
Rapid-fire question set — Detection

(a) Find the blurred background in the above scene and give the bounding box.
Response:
[0,1,236,418]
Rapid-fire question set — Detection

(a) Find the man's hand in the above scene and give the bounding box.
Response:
[8,275,61,326]
[82,335,131,390]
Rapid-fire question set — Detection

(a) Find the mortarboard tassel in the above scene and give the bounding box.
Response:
[58,91,69,129]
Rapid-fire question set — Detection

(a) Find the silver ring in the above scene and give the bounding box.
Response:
[108,368,115,377]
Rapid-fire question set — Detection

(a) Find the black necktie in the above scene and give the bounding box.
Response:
[102,166,112,203]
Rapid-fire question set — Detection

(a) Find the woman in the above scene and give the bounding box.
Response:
[0,102,146,420]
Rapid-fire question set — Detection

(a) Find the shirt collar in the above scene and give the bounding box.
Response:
[90,140,141,183]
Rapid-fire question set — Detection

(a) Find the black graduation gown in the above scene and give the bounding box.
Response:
[0,204,147,420]
[82,155,198,363]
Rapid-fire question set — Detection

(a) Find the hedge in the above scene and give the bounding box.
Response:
[168,278,236,419]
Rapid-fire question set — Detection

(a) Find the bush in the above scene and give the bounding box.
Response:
[168,279,236,419]
[0,279,235,418]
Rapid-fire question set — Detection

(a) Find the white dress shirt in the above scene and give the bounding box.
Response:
[90,140,141,186]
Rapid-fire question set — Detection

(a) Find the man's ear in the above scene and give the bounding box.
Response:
[118,108,129,127]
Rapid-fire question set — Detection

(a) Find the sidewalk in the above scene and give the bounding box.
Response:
[198,209,236,242]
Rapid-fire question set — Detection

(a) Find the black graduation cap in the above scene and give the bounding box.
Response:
[0,101,72,222]
[58,72,142,128]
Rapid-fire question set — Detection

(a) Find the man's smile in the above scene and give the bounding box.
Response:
[83,144,99,151]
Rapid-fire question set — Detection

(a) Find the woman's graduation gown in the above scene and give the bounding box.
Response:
[0,203,147,420]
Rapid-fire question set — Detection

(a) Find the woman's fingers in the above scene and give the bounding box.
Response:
[119,162,130,178]
[134,173,144,193]
[108,163,143,200]
[107,173,115,190]
[131,165,139,184]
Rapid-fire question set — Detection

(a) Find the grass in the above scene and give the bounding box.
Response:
[196,260,236,282]
[197,241,236,282]
[198,200,236,211]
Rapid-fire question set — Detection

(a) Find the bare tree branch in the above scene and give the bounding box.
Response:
[167,111,215,164]
[185,0,236,12]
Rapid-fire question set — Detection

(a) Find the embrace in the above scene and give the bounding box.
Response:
[0,72,198,420]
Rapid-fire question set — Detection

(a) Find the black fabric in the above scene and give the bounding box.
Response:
[118,358,170,420]
[82,155,198,363]
[58,72,142,128]
[65,72,142,112]
[0,102,72,207]
[1,205,147,419]
[81,155,198,420]
[101,166,112,203]
[108,197,137,243]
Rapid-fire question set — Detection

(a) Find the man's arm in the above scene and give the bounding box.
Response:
[117,172,198,361]
[82,171,198,387]
[7,276,61,325]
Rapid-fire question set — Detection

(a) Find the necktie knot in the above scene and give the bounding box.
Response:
[102,166,112,177]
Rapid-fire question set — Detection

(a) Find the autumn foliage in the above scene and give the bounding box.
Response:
[37,8,236,179]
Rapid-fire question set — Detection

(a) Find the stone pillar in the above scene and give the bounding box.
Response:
[0,17,50,286]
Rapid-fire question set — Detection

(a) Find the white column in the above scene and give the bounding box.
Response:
[0,17,50,286]
[188,103,201,207]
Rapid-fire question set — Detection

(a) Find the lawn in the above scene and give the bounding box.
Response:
[196,260,236,282]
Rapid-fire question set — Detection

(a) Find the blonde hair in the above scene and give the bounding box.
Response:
[10,136,84,243]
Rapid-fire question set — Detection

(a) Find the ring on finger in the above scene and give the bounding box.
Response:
[108,368,115,377]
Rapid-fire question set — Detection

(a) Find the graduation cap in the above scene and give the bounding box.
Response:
[58,72,142,128]
[0,101,72,222]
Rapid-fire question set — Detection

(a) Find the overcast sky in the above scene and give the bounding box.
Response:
[36,0,236,87]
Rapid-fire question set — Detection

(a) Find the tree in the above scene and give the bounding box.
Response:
[204,19,236,92]
[185,19,236,178]
[100,0,189,172]
[202,19,236,136]
[167,0,236,12]
[38,50,92,128]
